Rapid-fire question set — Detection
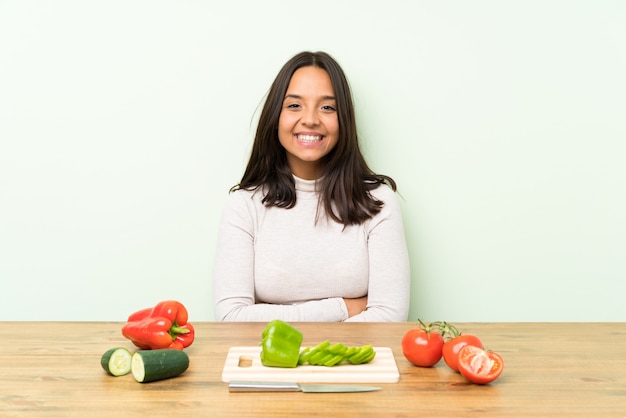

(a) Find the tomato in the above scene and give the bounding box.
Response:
[401,328,444,367]
[442,334,483,372]
[457,345,504,384]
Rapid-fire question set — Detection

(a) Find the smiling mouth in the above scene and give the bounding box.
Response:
[296,134,322,143]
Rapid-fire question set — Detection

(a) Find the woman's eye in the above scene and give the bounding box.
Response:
[322,105,336,111]
[286,103,301,109]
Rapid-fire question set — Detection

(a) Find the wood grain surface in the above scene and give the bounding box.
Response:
[1,321,625,417]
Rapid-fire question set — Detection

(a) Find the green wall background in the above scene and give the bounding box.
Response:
[1,1,624,321]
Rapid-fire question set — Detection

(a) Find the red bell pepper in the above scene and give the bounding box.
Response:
[121,300,195,350]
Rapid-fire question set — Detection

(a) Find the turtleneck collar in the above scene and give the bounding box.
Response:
[293,175,318,194]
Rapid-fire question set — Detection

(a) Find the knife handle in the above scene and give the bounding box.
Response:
[229,381,301,392]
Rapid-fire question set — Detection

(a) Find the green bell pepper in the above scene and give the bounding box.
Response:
[260,320,303,368]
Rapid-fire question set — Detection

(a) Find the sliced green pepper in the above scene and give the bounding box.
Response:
[298,340,377,367]
[259,320,377,368]
[259,320,303,368]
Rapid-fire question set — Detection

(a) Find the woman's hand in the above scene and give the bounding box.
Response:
[343,296,368,318]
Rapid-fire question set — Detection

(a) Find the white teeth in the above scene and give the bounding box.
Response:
[297,134,322,142]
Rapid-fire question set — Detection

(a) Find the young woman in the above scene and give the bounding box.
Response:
[213,51,410,321]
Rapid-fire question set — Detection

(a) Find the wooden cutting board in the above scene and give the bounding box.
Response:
[221,346,400,383]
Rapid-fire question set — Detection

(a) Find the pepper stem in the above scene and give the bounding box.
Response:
[170,326,189,334]
[169,323,190,337]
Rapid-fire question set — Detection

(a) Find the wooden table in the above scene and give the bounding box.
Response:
[1,322,625,417]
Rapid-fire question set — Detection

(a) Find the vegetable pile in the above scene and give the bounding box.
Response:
[401,319,504,385]
[100,300,193,383]
[260,319,376,368]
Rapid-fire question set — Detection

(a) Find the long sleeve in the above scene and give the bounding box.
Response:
[345,186,411,322]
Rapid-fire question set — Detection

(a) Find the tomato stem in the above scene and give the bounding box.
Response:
[438,321,461,340]
[416,319,462,341]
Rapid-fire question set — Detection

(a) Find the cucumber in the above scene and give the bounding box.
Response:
[131,349,189,383]
[100,347,132,376]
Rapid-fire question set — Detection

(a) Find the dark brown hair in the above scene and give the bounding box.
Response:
[232,51,397,226]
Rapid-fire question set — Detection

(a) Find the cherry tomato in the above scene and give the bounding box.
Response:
[442,334,483,372]
[401,327,444,367]
[457,345,504,384]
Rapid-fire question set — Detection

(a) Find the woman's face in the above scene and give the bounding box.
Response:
[278,66,339,180]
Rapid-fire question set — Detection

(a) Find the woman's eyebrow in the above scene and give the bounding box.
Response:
[284,94,336,100]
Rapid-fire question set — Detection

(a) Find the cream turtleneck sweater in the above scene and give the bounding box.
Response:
[213,176,410,322]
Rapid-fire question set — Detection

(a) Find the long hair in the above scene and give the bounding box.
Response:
[233,51,397,226]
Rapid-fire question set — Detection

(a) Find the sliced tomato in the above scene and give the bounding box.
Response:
[442,334,483,372]
[457,345,504,384]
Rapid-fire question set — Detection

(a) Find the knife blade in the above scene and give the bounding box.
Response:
[228,381,381,393]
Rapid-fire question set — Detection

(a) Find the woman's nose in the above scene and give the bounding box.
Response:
[301,107,320,126]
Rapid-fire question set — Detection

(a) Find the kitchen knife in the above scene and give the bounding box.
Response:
[228,381,381,393]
